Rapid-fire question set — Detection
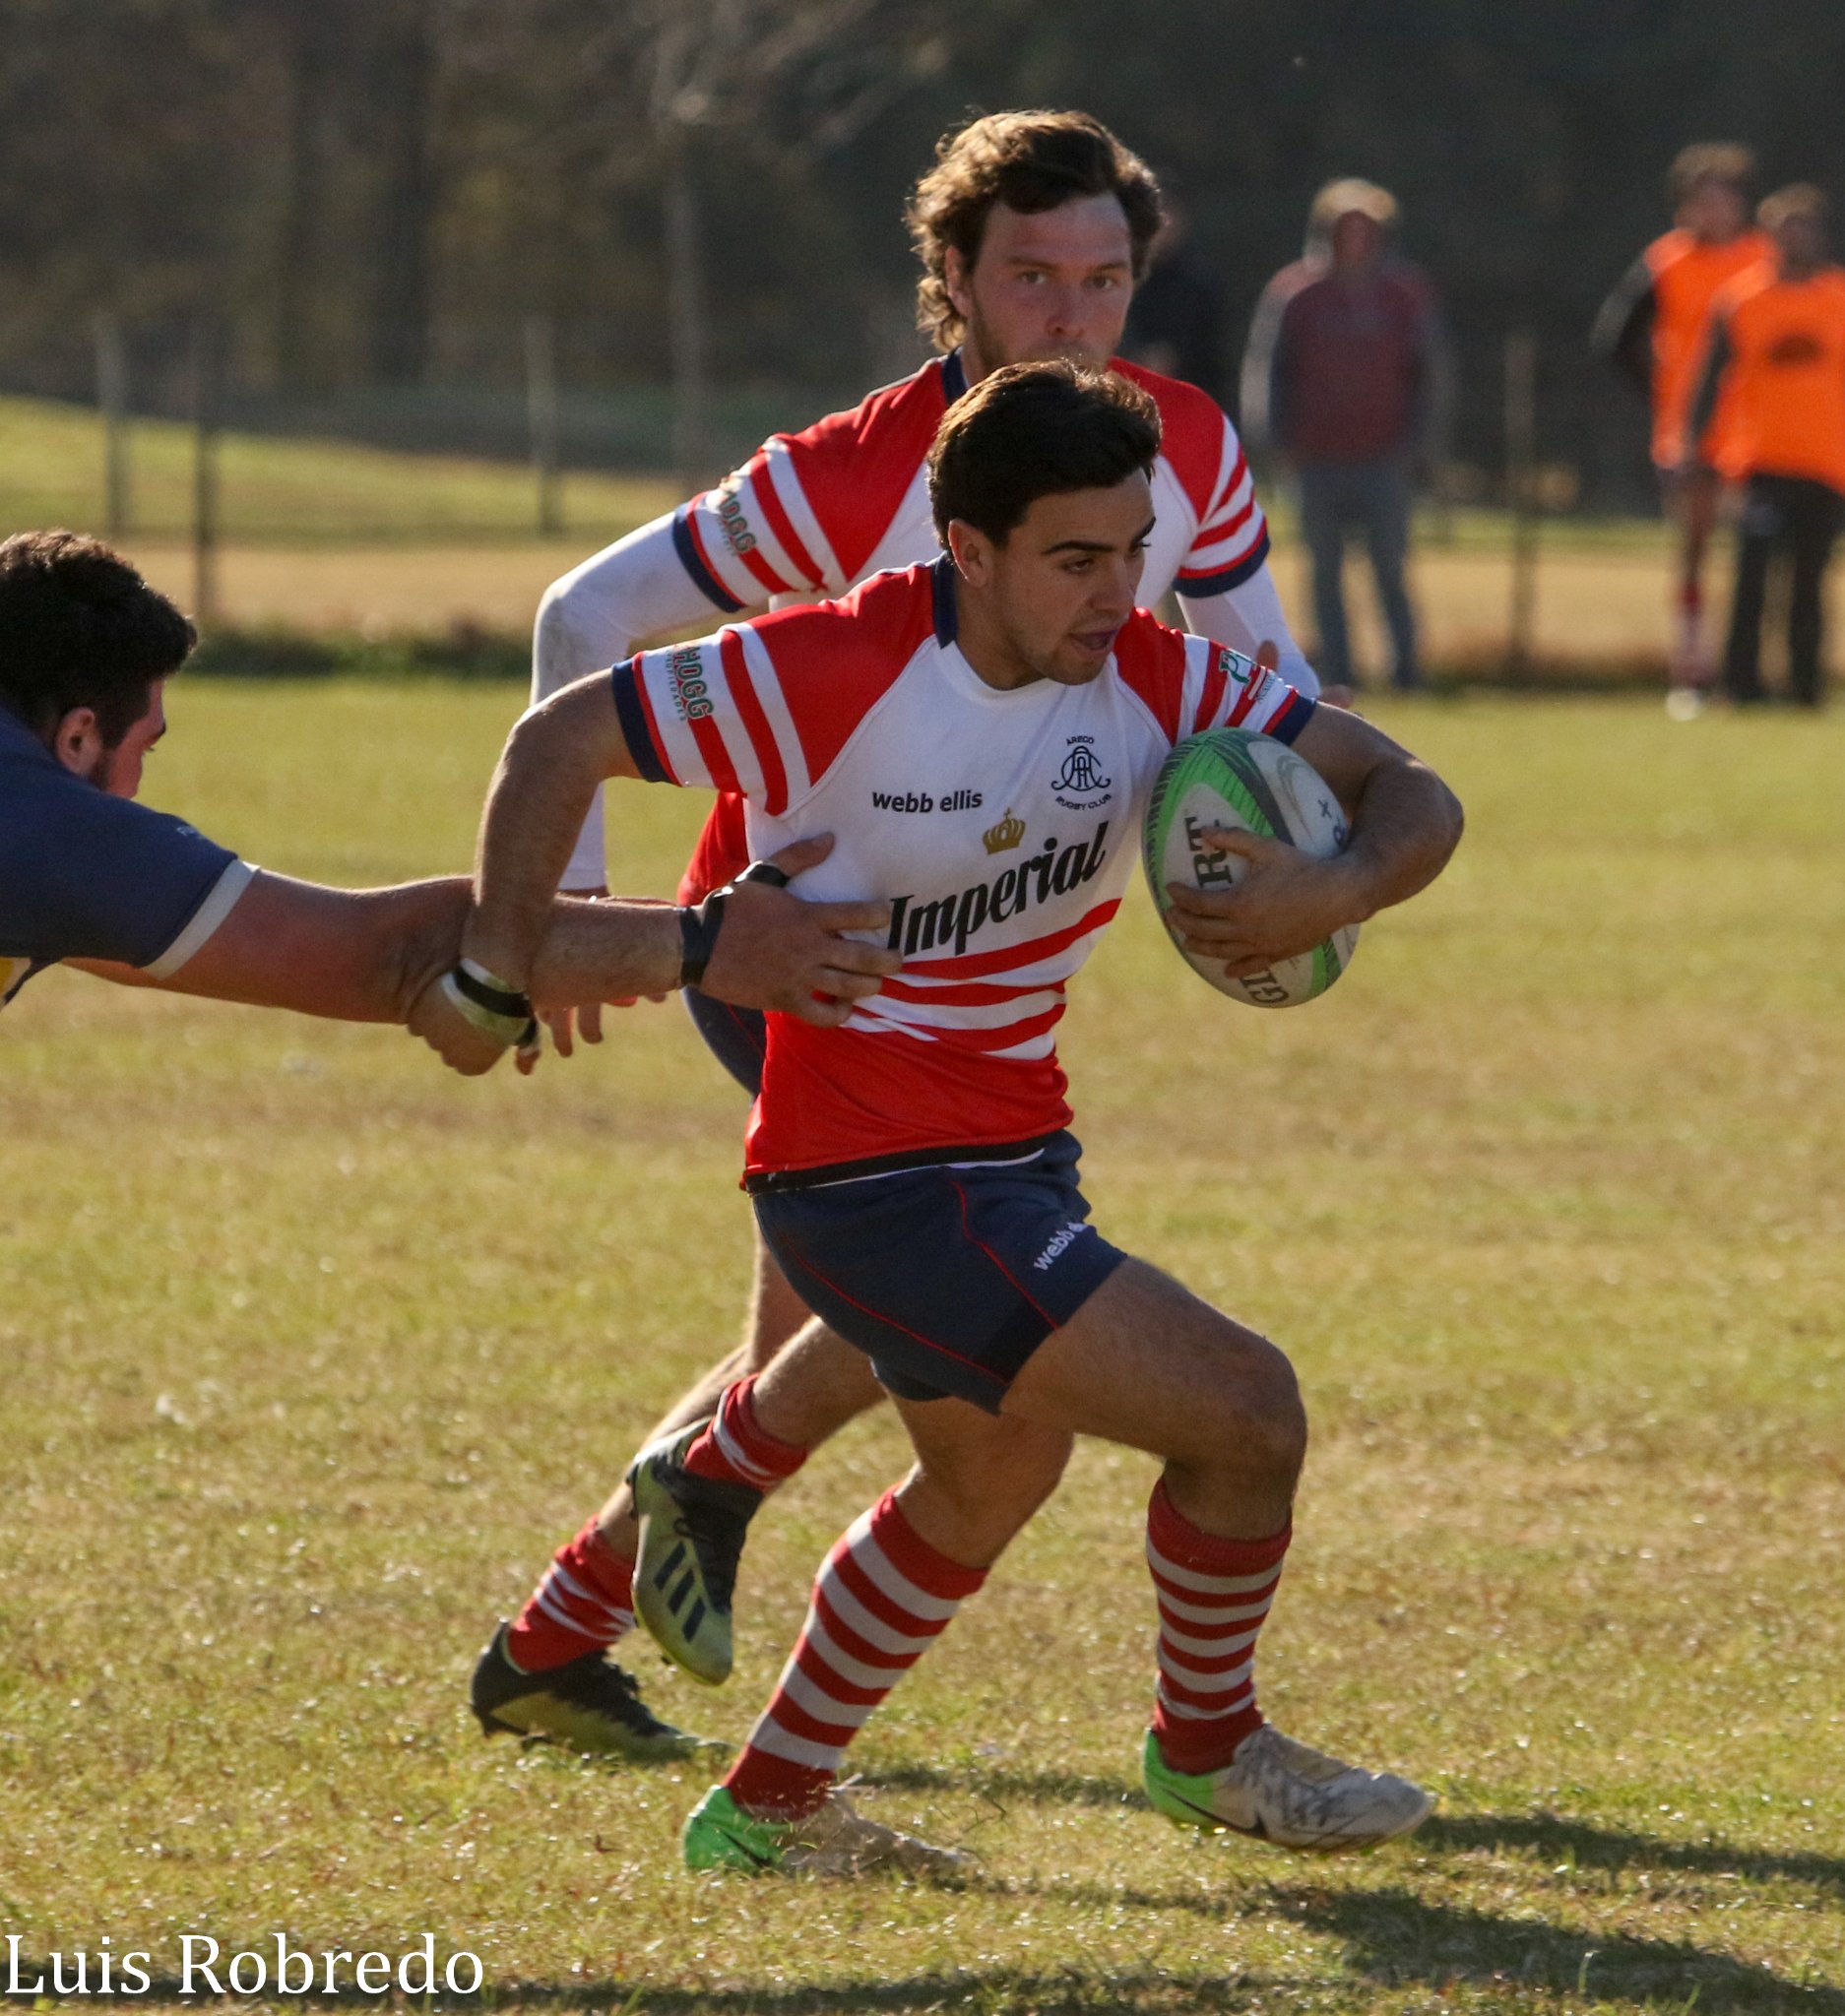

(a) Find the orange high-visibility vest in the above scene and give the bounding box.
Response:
[1707,264,1845,492]
[1645,227,1773,466]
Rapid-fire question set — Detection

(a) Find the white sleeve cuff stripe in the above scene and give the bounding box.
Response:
[144,858,256,978]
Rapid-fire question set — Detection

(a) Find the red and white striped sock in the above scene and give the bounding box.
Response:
[680,1374,809,1493]
[1146,1479,1291,1776]
[725,1487,986,1819]
[503,1517,637,1672]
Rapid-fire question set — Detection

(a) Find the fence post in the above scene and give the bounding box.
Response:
[665,141,709,492]
[1504,330,1540,681]
[188,318,221,629]
[95,315,131,539]
[525,314,561,537]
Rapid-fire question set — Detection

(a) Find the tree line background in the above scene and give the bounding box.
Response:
[7,0,1845,505]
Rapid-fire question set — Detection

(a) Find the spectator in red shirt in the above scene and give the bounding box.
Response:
[1242,180,1451,693]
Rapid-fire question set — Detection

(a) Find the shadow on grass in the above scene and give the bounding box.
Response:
[13,1890,1837,2014]
[1418,1809,1845,1896]
[865,1769,1845,1901]
[0,1962,1277,2014]
[1268,1883,1845,2011]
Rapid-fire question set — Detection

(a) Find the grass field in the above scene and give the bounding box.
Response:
[0,395,675,547]
[4,683,1844,2013]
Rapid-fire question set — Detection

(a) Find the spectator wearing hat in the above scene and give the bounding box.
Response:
[1242,179,1450,694]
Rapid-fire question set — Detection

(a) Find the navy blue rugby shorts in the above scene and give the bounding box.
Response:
[682,987,766,1097]
[751,1131,1127,1413]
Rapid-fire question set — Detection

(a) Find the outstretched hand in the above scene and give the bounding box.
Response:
[700,834,900,1025]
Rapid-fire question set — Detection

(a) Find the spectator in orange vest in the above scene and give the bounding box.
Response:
[1242,179,1450,697]
[1595,145,1771,706]
[1686,185,1845,707]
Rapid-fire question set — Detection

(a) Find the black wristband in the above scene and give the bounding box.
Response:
[677,892,727,990]
[448,962,534,1022]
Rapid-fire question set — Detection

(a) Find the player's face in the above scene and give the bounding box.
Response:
[952,473,1154,689]
[948,196,1135,379]
[1681,177,1749,243]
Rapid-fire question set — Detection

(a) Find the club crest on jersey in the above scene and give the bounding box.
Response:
[1051,734,1113,812]
[665,645,715,723]
[887,820,1109,958]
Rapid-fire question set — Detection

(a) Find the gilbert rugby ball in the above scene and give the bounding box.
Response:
[1142,726,1358,1007]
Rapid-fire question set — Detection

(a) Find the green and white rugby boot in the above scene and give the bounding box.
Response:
[628,1425,763,1685]
[469,1622,728,1762]
[1142,1724,1431,1853]
[681,1784,969,1877]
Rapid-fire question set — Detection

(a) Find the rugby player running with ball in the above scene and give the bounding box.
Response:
[431,363,1462,1871]
[474,107,1327,1763]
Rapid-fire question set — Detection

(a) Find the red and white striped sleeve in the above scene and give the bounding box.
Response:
[1174,407,1273,598]
[670,445,840,610]
[668,362,953,610]
[1182,635,1316,744]
[609,570,930,812]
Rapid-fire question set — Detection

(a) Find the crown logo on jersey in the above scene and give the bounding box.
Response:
[983,807,1025,853]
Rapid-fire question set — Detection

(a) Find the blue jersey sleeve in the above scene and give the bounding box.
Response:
[0,743,246,975]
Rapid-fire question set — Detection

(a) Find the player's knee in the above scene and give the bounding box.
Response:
[1239,1344,1307,1484]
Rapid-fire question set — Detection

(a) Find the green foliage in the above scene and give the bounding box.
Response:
[3,684,1843,2011]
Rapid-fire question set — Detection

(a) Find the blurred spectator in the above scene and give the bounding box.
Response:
[1686,184,1845,707]
[1593,144,1770,705]
[1122,198,1229,404]
[1242,179,1450,694]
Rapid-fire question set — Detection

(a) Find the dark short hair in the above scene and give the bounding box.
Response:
[1668,143,1754,209]
[908,111,1165,352]
[1759,182,1828,232]
[0,530,195,746]
[927,360,1161,543]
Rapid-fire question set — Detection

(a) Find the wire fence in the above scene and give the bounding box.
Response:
[0,310,1695,679]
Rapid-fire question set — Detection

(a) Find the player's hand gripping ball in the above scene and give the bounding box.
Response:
[1142,726,1359,1007]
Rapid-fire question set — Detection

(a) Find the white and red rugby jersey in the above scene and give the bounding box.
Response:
[613,558,1314,1183]
[670,349,1275,906]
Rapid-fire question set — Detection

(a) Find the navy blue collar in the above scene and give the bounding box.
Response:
[930,553,958,646]
[940,348,969,403]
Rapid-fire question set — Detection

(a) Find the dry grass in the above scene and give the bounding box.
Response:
[3,683,1842,2012]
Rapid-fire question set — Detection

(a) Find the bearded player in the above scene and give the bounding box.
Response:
[1594,144,1771,705]
[434,363,1462,1870]
[470,110,1324,1760]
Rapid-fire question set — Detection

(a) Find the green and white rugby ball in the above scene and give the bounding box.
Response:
[1142,726,1358,1008]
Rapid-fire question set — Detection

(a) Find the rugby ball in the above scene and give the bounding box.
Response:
[1142,727,1358,1007]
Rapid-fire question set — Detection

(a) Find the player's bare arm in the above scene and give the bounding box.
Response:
[526,858,896,1022]
[1165,704,1463,977]
[69,871,471,1023]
